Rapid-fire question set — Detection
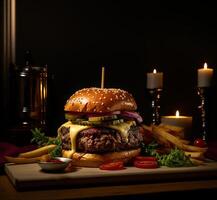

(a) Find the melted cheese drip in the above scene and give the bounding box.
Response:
[59,121,136,153]
[58,121,90,153]
[107,121,136,142]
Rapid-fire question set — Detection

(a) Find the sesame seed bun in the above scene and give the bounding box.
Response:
[64,87,137,113]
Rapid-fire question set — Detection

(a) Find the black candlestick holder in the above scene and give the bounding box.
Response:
[197,87,209,142]
[148,88,162,125]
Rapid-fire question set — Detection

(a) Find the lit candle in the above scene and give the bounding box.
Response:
[161,110,192,138]
[147,69,163,89]
[198,63,214,87]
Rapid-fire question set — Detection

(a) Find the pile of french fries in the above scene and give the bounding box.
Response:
[143,124,208,166]
[4,144,56,164]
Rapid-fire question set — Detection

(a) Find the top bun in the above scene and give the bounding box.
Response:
[64,87,137,113]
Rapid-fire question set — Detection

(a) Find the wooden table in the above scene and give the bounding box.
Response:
[1,174,217,200]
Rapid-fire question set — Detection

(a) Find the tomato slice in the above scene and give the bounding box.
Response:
[99,161,124,170]
[135,156,157,161]
[134,160,158,169]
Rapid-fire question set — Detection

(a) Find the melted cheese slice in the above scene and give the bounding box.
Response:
[58,120,136,153]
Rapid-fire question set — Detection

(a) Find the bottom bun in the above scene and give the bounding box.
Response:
[62,148,141,167]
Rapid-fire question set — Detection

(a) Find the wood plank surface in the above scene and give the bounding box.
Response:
[4,161,217,190]
[1,175,217,200]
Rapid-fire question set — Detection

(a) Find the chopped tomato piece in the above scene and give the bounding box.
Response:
[135,156,157,161]
[134,160,158,169]
[99,161,124,170]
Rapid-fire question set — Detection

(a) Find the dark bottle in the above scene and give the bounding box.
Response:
[18,50,33,126]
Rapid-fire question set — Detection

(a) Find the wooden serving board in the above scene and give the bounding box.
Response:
[5,162,217,191]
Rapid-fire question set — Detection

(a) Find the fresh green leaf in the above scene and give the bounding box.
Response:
[140,142,193,167]
[158,148,193,167]
[140,141,159,156]
[31,128,62,158]
[31,128,49,146]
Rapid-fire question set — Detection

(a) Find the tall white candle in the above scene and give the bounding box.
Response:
[198,63,213,87]
[147,69,163,89]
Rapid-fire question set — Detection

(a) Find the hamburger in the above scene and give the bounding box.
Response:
[58,87,145,167]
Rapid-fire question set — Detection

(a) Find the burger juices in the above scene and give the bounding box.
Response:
[58,88,145,167]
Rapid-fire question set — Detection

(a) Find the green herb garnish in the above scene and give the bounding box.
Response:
[141,142,193,167]
[141,141,159,156]
[31,128,49,146]
[157,148,193,167]
[31,128,62,158]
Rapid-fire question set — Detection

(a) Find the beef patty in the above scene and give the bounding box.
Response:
[59,126,143,153]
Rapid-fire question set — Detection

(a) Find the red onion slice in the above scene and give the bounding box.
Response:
[120,111,143,123]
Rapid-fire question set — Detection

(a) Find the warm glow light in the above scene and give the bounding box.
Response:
[204,62,208,69]
[175,110,180,117]
[153,69,157,73]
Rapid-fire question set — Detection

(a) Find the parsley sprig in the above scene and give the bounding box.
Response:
[157,148,193,167]
[141,142,193,167]
[31,128,62,157]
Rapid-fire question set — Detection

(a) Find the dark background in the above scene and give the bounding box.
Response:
[0,0,3,121]
[0,1,217,198]
[2,1,217,139]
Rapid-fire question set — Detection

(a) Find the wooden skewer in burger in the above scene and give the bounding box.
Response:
[58,67,144,167]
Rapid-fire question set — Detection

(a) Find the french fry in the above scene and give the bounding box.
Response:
[39,154,52,162]
[190,158,205,166]
[5,156,41,164]
[5,154,50,164]
[19,144,56,158]
[185,151,205,160]
[152,126,185,149]
[183,144,207,153]
[152,129,172,147]
[180,139,190,145]
[159,124,184,138]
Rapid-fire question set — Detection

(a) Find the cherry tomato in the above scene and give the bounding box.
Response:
[99,161,124,170]
[194,138,207,148]
[135,156,157,161]
[134,160,158,169]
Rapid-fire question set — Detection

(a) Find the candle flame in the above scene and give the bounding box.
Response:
[176,110,180,117]
[204,63,208,69]
[153,69,157,73]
